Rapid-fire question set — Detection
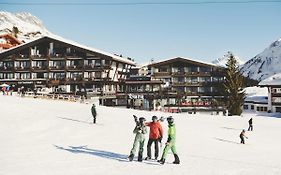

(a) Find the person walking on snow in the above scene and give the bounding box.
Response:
[240,129,248,144]
[145,115,163,160]
[91,104,97,124]
[248,118,253,131]
[158,116,180,164]
[128,117,147,162]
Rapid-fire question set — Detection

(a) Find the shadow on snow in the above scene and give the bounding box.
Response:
[54,145,128,162]
[214,137,240,145]
[57,117,92,124]
[54,145,161,165]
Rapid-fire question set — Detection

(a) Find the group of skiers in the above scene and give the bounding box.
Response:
[239,118,253,144]
[128,115,180,165]
[90,103,253,164]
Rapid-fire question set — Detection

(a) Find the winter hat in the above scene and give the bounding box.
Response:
[167,116,174,124]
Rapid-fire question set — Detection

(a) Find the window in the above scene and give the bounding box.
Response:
[243,105,249,110]
[191,66,198,72]
[276,107,281,113]
[251,105,254,110]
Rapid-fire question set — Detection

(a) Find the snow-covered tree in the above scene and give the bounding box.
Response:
[223,52,246,116]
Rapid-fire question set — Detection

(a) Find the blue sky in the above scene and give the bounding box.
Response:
[1,0,281,64]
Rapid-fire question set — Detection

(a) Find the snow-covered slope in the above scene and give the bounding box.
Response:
[240,38,281,81]
[0,11,51,42]
[212,52,245,67]
[259,73,281,86]
[0,95,281,175]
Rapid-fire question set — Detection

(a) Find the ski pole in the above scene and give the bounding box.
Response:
[85,116,93,122]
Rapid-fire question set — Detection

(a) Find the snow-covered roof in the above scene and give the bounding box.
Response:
[0,34,135,65]
[259,73,281,86]
[244,86,268,103]
[149,56,222,67]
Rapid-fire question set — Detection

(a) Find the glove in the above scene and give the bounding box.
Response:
[158,137,162,143]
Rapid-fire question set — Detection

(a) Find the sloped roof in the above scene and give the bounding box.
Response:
[0,34,22,45]
[148,56,221,68]
[0,34,135,65]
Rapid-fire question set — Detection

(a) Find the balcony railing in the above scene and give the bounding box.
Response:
[49,66,65,70]
[32,66,48,70]
[14,66,31,71]
[153,72,170,76]
[67,65,84,70]
[0,67,14,71]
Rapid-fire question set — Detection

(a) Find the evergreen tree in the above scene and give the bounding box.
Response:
[12,26,19,38]
[223,52,246,116]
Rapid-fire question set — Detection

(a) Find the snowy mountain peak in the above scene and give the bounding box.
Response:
[240,38,281,81]
[212,51,245,67]
[0,11,51,42]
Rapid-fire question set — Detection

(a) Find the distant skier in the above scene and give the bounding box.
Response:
[128,116,147,162]
[158,116,180,164]
[145,116,163,160]
[91,104,97,124]
[248,118,253,131]
[240,129,248,144]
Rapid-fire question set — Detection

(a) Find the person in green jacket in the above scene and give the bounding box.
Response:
[91,104,97,124]
[128,116,147,162]
[158,116,180,164]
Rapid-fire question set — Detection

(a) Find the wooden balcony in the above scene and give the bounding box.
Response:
[49,66,65,70]
[66,65,84,70]
[153,72,170,77]
[0,67,14,71]
[14,66,31,71]
[32,66,48,71]
[272,93,281,97]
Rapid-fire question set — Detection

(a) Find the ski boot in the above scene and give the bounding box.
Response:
[158,158,165,164]
[137,153,143,162]
[128,154,134,161]
[144,156,151,160]
[173,154,180,164]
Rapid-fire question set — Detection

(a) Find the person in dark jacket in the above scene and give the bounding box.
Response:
[240,129,248,144]
[91,104,97,124]
[158,116,180,164]
[145,116,163,160]
[248,118,253,131]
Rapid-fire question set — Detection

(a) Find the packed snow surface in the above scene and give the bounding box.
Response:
[0,95,281,175]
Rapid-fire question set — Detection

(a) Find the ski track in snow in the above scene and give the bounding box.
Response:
[0,95,281,175]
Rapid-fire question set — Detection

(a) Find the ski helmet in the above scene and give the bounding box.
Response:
[167,116,174,124]
[152,116,158,121]
[139,117,146,123]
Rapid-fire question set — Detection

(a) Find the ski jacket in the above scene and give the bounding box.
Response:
[167,124,176,143]
[248,118,253,125]
[91,106,97,117]
[133,124,147,140]
[146,121,163,139]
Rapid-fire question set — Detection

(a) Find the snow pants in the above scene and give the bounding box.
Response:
[248,124,253,131]
[161,141,177,159]
[147,138,159,159]
[130,134,145,157]
[240,136,245,144]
